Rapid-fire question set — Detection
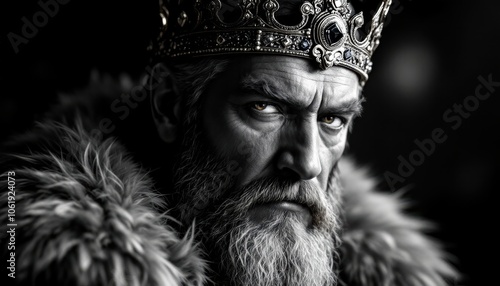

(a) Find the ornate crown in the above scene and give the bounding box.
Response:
[152,0,392,85]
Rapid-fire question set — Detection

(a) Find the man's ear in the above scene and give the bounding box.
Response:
[149,63,182,143]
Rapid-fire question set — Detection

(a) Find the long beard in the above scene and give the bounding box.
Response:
[221,216,337,286]
[173,119,342,286]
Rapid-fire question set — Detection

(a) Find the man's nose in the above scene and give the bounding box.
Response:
[276,120,322,180]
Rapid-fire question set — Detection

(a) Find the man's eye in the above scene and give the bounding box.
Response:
[320,116,344,129]
[251,102,279,113]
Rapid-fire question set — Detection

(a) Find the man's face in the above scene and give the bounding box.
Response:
[172,55,361,285]
[202,55,361,193]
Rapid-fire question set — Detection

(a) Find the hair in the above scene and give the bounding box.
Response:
[167,58,230,126]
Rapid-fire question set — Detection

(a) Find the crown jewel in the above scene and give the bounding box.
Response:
[153,0,392,85]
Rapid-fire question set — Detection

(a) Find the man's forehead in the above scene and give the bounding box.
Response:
[224,55,361,100]
[232,55,360,83]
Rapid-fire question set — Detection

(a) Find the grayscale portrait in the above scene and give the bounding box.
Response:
[1,0,498,285]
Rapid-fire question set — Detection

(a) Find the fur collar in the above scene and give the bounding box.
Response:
[1,122,206,286]
[338,159,457,285]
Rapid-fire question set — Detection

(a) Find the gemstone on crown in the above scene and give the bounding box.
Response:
[325,22,343,46]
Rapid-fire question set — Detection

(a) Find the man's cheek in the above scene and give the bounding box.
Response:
[227,119,275,161]
[326,132,348,160]
[209,109,262,158]
[321,128,348,153]
[231,136,276,186]
[236,139,259,163]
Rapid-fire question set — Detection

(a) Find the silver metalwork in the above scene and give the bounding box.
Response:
[153,0,393,85]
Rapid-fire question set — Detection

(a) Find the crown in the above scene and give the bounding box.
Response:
[152,0,392,85]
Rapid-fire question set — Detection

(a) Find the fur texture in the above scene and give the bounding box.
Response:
[0,75,459,285]
[338,159,458,286]
[0,121,206,286]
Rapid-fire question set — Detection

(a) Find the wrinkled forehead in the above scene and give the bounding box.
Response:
[225,55,362,96]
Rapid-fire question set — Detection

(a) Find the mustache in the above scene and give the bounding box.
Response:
[205,176,338,231]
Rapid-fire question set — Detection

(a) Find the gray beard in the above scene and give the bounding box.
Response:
[173,121,342,286]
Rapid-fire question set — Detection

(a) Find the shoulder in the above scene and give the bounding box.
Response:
[0,120,207,286]
[338,157,459,286]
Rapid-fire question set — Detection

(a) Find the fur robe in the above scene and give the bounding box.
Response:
[0,74,458,286]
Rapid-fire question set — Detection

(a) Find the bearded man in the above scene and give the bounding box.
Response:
[0,0,458,285]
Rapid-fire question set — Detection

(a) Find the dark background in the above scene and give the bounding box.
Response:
[1,0,499,285]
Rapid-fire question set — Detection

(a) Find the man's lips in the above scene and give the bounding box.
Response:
[248,201,313,227]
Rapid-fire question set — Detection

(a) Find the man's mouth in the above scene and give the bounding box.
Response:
[248,201,313,227]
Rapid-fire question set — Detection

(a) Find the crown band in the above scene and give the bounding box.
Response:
[153,0,392,86]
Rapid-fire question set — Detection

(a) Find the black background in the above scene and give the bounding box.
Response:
[1,1,499,285]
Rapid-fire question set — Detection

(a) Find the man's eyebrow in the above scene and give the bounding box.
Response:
[322,96,365,118]
[239,75,304,107]
[239,75,364,117]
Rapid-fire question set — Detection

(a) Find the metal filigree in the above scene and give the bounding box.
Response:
[153,0,393,86]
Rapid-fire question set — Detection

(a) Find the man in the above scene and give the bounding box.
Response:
[0,0,458,285]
